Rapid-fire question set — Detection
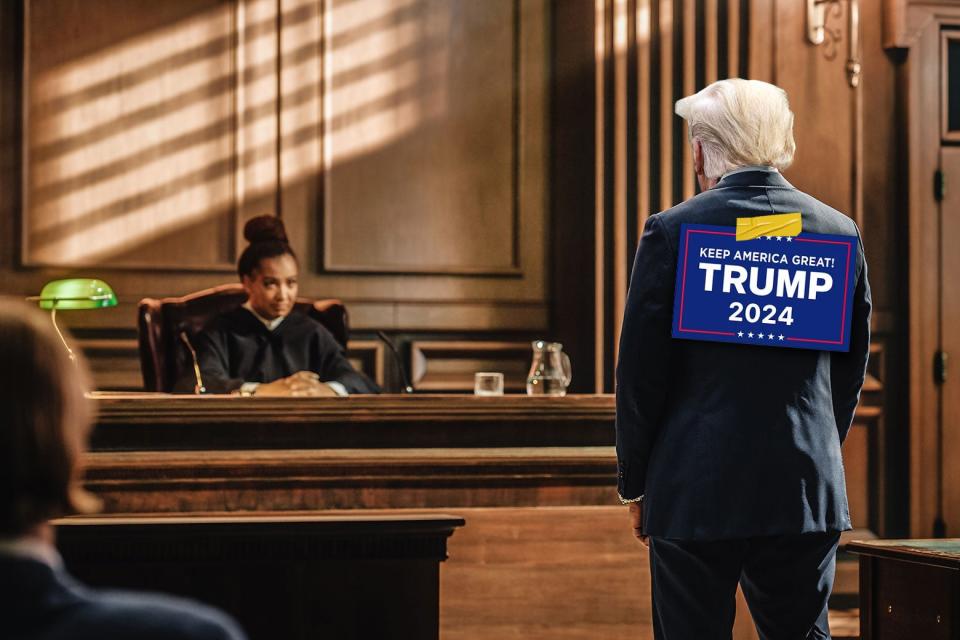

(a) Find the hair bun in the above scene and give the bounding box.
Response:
[243,215,288,245]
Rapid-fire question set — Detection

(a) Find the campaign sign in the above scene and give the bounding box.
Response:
[672,223,857,352]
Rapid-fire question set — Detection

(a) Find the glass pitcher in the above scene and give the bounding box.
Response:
[526,340,572,396]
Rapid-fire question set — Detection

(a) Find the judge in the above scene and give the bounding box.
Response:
[177,216,380,396]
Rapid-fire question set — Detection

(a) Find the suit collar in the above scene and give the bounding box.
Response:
[0,536,62,569]
[714,168,795,190]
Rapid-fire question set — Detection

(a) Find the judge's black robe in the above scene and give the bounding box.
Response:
[176,307,380,394]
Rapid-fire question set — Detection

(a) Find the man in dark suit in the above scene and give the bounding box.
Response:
[0,302,246,640]
[615,79,871,639]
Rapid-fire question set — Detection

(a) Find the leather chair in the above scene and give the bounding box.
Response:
[137,283,349,392]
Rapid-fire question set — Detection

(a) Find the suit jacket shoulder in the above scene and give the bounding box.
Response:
[0,555,246,640]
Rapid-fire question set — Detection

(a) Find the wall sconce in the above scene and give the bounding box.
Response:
[806,0,861,88]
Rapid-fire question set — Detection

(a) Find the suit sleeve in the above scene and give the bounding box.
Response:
[831,228,872,443]
[615,214,676,500]
[314,330,382,394]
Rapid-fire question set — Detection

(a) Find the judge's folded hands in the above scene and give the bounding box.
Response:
[254,371,338,397]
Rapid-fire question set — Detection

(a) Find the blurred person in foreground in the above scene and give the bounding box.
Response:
[615,79,871,639]
[0,301,247,640]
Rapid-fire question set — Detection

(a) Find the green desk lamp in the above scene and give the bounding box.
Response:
[28,278,118,361]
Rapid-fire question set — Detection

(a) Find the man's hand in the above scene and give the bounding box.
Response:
[254,371,338,397]
[628,502,648,548]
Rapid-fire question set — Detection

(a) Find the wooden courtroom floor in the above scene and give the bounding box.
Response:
[438,506,858,640]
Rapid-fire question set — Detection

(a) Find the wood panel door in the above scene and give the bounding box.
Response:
[937,145,960,535]
[906,5,960,538]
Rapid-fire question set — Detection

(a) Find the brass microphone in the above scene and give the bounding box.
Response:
[179,331,206,395]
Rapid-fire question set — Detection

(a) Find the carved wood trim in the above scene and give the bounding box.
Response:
[55,513,464,562]
[91,392,616,422]
[942,31,960,142]
[319,0,540,276]
[907,6,949,537]
[409,340,531,392]
[81,446,619,512]
[346,338,385,387]
[20,0,250,270]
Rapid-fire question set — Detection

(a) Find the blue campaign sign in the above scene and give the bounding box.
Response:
[671,223,858,352]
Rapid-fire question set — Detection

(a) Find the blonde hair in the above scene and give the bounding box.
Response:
[0,300,99,535]
[674,78,796,179]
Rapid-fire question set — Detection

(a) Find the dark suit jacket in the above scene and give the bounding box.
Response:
[615,169,872,540]
[1,553,246,640]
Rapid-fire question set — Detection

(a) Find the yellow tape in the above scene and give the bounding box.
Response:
[735,212,802,241]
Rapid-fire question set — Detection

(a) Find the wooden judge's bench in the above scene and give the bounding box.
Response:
[73,394,633,640]
[69,393,867,639]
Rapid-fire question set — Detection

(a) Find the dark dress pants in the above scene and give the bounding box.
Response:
[649,532,841,640]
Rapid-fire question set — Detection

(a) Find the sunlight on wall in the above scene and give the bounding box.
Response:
[25,0,447,265]
[323,0,448,167]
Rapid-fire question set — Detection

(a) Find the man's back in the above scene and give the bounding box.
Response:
[616,168,872,540]
[1,555,245,640]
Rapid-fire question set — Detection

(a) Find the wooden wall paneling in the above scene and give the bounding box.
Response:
[747,0,773,82]
[22,0,243,269]
[409,340,531,393]
[637,0,651,234]
[941,31,960,143]
[320,0,521,276]
[237,0,280,227]
[939,145,960,536]
[76,337,142,391]
[277,0,322,238]
[550,0,598,394]
[613,0,630,366]
[705,0,718,84]
[866,339,888,533]
[345,338,386,388]
[907,7,947,538]
[773,0,854,214]
[605,0,756,386]
[83,447,620,512]
[4,0,553,335]
[0,2,23,275]
[594,0,610,392]
[859,0,901,313]
[727,0,740,78]
[288,0,548,332]
[658,0,673,213]
[845,419,873,530]
[681,0,695,201]
[291,0,545,332]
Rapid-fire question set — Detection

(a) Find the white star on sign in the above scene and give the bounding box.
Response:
[775,236,782,241]
[737,331,744,337]
[747,332,754,338]
[778,334,785,340]
[768,333,775,339]
[786,237,793,242]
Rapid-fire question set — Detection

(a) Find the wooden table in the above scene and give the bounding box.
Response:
[85,394,619,513]
[88,393,616,450]
[847,539,960,639]
[55,513,464,640]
